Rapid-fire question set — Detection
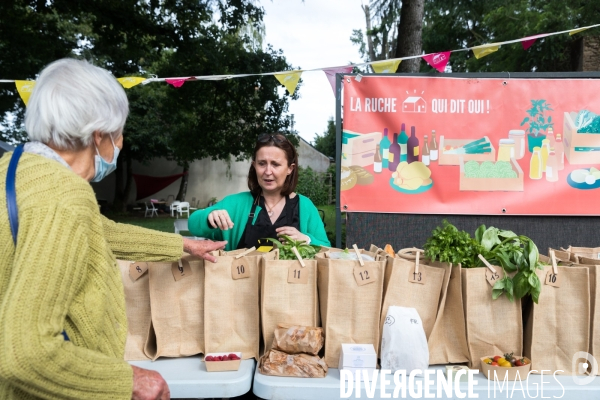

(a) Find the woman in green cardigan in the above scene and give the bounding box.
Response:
[189,133,330,250]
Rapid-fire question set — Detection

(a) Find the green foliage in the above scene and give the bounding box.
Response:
[295,166,330,206]
[313,117,336,159]
[520,100,554,137]
[424,220,482,268]
[265,235,321,260]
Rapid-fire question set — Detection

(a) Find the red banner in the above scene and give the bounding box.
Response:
[341,75,600,215]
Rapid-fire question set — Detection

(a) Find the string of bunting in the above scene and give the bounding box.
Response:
[2,23,598,106]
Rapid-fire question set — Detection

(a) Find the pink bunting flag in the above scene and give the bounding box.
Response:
[422,51,451,73]
[165,78,189,88]
[323,67,354,94]
[521,34,549,50]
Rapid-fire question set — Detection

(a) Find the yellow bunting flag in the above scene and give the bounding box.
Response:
[117,77,146,89]
[472,44,500,59]
[569,27,589,36]
[274,71,302,95]
[15,80,36,106]
[370,59,401,73]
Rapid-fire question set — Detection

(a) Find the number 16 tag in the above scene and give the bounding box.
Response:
[354,265,375,286]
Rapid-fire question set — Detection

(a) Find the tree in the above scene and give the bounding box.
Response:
[313,116,336,159]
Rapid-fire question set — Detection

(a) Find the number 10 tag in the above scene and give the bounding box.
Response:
[353,265,375,286]
[287,262,308,284]
[231,258,251,280]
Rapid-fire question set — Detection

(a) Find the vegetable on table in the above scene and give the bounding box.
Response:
[265,235,321,260]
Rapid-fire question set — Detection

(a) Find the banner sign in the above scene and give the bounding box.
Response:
[340,75,600,215]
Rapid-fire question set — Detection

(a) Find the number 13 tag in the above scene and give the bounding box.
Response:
[409,265,425,284]
[354,265,375,286]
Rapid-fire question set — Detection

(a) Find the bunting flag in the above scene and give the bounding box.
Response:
[165,78,189,88]
[370,59,401,73]
[15,80,36,106]
[323,66,354,94]
[569,27,590,36]
[422,51,451,72]
[472,44,501,59]
[117,77,146,89]
[274,70,302,95]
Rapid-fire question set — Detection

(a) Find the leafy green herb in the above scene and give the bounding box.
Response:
[265,235,321,260]
[423,220,482,268]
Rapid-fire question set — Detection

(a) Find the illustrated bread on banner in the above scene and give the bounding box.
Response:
[316,246,385,368]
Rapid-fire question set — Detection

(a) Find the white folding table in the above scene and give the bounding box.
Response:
[129,356,255,399]
[253,365,600,399]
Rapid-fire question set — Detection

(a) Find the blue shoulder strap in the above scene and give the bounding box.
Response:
[5,146,69,341]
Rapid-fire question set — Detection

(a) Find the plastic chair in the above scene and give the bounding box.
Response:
[145,202,158,218]
[170,201,181,217]
[177,202,190,218]
[174,219,189,234]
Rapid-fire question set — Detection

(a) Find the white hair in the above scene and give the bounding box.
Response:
[25,58,129,150]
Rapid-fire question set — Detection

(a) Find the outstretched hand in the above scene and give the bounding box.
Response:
[183,238,227,263]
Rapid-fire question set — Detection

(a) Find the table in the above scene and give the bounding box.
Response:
[253,365,600,399]
[129,356,255,399]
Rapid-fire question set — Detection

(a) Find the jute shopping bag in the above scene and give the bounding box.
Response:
[563,246,600,262]
[261,252,319,354]
[549,248,577,263]
[316,249,385,368]
[524,264,590,374]
[462,268,522,369]
[117,259,153,361]
[204,249,276,360]
[577,257,600,365]
[145,254,205,360]
[427,262,470,364]
[379,250,449,351]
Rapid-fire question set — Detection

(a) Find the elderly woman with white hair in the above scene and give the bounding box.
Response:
[0,59,226,400]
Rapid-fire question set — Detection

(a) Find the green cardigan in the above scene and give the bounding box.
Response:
[0,152,184,399]
[188,191,330,250]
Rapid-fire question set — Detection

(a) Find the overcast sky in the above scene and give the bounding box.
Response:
[261,0,365,143]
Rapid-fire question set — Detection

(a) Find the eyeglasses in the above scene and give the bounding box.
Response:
[257,133,286,143]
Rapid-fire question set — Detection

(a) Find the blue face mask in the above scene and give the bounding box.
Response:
[91,135,120,182]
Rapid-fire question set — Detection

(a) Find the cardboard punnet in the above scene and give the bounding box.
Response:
[338,343,377,369]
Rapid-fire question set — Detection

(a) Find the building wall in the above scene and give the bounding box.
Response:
[583,36,600,71]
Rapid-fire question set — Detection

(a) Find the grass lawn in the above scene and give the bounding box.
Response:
[106,205,345,246]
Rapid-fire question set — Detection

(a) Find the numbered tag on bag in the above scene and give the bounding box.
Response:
[545,270,560,287]
[129,262,148,281]
[287,262,308,284]
[353,265,375,286]
[172,259,192,281]
[231,258,251,280]
[485,268,501,287]
[408,265,425,284]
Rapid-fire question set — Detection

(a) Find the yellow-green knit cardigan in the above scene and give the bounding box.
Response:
[0,152,184,399]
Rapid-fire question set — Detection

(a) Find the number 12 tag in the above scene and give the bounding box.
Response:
[231,258,251,280]
[408,265,425,284]
[353,265,375,286]
[287,262,308,284]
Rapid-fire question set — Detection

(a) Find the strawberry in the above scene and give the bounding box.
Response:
[205,356,213,361]
[222,355,230,361]
[229,353,239,360]
[217,356,223,361]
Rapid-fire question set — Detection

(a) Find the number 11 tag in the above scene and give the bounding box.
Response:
[353,265,375,286]
[287,261,308,284]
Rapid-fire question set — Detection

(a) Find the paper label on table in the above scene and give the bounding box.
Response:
[353,265,376,286]
[172,259,192,281]
[256,246,273,253]
[486,268,501,287]
[287,262,308,284]
[129,262,148,281]
[408,265,425,284]
[231,257,251,280]
[545,270,560,287]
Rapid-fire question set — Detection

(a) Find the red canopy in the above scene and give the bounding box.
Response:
[133,172,186,200]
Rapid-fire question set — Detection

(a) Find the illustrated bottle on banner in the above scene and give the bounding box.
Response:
[541,138,550,174]
[407,126,420,163]
[546,148,558,182]
[374,144,383,173]
[546,127,555,146]
[530,146,543,180]
[398,123,408,162]
[380,128,391,169]
[422,135,430,166]
[555,134,565,170]
[429,130,439,161]
[388,132,400,171]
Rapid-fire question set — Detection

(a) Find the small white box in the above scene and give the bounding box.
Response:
[339,344,377,369]
[341,367,378,382]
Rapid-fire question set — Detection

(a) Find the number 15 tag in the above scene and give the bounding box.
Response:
[354,265,375,286]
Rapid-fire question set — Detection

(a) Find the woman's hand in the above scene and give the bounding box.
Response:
[183,238,227,263]
[275,226,310,244]
[208,209,234,231]
[131,365,170,400]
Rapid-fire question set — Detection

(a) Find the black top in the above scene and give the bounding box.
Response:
[237,195,300,249]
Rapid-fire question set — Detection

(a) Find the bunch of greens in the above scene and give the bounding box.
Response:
[265,235,321,260]
[424,221,544,303]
